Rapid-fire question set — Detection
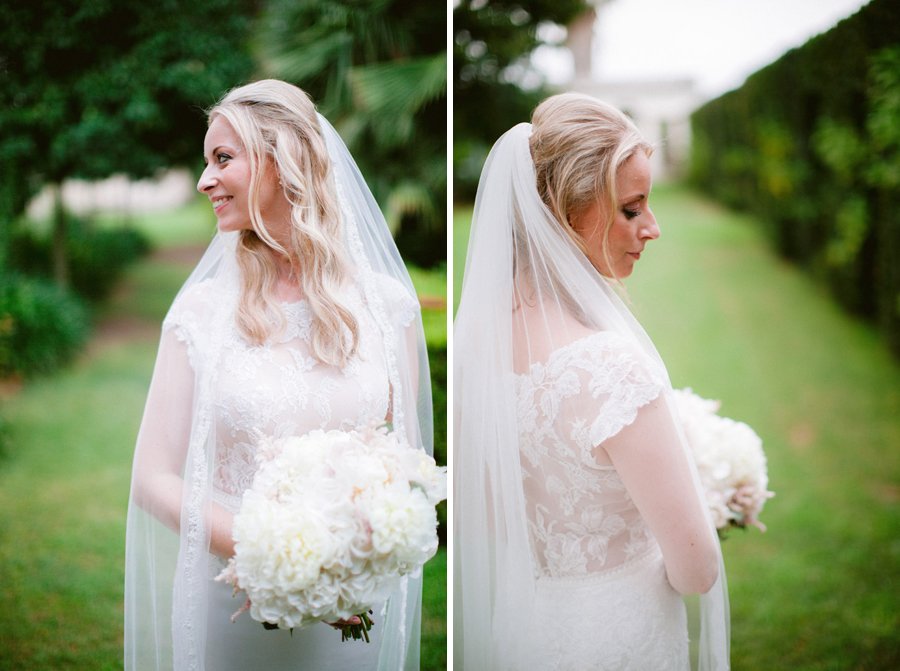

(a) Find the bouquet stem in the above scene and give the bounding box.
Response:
[340,610,374,643]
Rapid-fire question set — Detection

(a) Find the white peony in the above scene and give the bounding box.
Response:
[217,425,446,636]
[369,487,439,569]
[672,388,774,535]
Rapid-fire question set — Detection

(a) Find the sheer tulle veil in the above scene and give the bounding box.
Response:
[124,112,432,671]
[453,122,729,669]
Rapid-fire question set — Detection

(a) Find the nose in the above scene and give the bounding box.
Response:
[642,208,660,241]
[197,164,216,194]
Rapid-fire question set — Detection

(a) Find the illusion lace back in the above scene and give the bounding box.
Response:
[515,331,689,670]
[163,275,416,671]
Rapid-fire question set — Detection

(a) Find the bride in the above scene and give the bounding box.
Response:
[454,93,730,669]
[124,80,432,670]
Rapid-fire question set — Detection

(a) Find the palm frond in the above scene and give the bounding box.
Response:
[348,54,445,147]
[350,53,446,119]
[385,181,437,235]
[264,30,354,84]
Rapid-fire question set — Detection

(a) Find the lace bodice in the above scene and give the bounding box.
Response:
[164,276,417,512]
[515,332,667,578]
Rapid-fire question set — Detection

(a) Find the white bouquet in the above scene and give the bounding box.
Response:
[672,388,774,536]
[216,424,446,640]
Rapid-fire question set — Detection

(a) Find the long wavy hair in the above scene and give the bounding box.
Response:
[208,79,359,366]
[530,93,652,280]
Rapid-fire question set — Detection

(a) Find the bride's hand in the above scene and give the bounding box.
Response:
[328,610,375,642]
[328,615,363,628]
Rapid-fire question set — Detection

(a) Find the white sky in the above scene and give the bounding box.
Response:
[533,0,871,98]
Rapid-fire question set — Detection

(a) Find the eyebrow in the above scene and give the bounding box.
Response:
[204,144,236,158]
[620,192,647,203]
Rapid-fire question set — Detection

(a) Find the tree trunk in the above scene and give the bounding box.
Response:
[51,184,69,287]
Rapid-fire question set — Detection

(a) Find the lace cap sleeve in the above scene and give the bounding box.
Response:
[370,272,419,328]
[162,280,226,369]
[519,331,666,457]
[579,332,666,447]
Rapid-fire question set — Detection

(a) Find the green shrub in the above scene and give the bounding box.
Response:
[0,274,90,378]
[70,224,151,300]
[10,213,151,302]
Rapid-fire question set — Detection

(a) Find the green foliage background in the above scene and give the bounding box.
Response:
[453,0,588,199]
[690,0,900,355]
[0,273,89,379]
[1,0,447,374]
[256,0,447,268]
[0,0,257,276]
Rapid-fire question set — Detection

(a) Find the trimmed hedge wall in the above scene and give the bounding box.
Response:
[690,0,900,354]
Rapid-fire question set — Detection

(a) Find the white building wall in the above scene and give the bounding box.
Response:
[26,168,196,220]
[557,4,704,181]
[568,77,702,181]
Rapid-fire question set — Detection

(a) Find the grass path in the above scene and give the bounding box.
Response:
[455,183,899,670]
[0,237,446,670]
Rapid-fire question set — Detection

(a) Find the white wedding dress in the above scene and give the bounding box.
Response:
[162,276,416,671]
[514,331,689,671]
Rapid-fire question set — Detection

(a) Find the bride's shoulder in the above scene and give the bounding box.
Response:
[539,329,639,369]
[528,319,662,384]
[363,273,419,327]
[162,279,234,340]
[169,279,232,315]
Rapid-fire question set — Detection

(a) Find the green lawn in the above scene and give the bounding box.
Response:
[0,201,447,670]
[454,183,900,670]
[452,206,470,315]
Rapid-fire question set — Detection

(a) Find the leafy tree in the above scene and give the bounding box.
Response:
[0,0,256,281]
[256,0,446,268]
[454,0,588,199]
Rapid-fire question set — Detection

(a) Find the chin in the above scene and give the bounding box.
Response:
[217,220,246,234]
[590,255,636,280]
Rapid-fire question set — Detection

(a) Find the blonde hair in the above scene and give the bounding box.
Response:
[530,93,651,278]
[209,79,359,366]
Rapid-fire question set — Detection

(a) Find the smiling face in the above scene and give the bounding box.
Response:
[196,115,292,239]
[570,151,659,279]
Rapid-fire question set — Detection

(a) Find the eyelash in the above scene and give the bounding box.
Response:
[623,207,641,220]
[216,153,231,164]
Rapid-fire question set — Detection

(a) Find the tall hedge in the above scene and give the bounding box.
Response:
[690,0,900,354]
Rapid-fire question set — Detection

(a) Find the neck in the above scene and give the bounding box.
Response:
[255,242,298,289]
[271,254,303,303]
[272,251,295,280]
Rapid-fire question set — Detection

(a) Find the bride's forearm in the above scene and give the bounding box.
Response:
[207,503,236,559]
[133,472,184,533]
[134,472,236,560]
